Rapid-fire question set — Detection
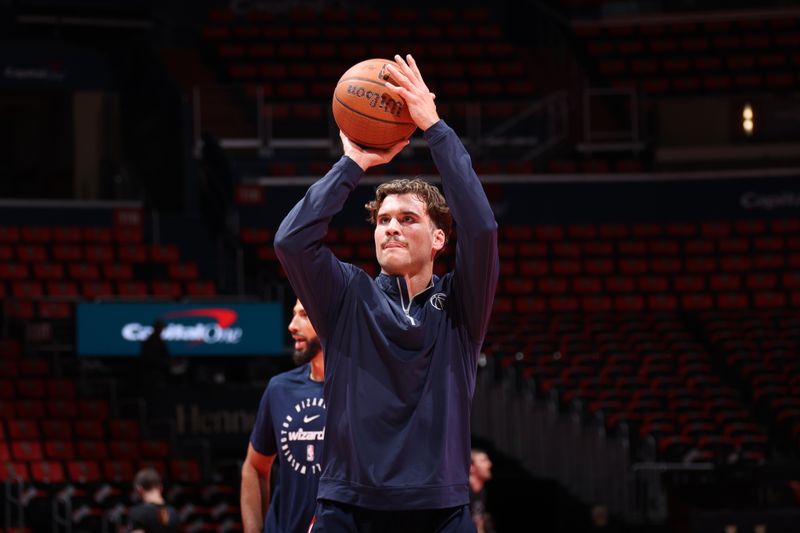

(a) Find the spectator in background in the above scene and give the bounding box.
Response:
[470,448,495,533]
[241,299,326,533]
[127,467,179,532]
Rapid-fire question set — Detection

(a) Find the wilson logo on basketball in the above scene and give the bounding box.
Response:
[345,85,404,116]
[332,58,417,149]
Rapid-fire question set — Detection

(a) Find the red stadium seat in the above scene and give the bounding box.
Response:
[9,398,42,420]
[11,441,43,461]
[82,227,112,242]
[44,441,75,460]
[186,280,218,297]
[0,461,30,482]
[170,460,202,483]
[74,420,105,440]
[8,419,40,439]
[109,441,141,461]
[102,460,135,483]
[78,399,110,420]
[108,419,141,441]
[42,420,73,440]
[76,441,109,461]
[141,440,170,459]
[67,460,102,484]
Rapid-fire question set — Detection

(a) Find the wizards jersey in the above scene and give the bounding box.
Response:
[251,364,325,533]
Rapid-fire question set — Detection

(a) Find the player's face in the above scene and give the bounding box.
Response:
[288,300,321,365]
[374,193,444,276]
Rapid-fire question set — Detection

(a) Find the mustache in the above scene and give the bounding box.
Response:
[382,237,406,249]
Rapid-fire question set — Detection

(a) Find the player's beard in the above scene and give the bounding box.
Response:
[292,337,321,366]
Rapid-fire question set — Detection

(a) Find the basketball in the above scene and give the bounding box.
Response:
[332,58,417,150]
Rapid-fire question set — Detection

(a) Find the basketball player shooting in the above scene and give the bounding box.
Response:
[274,54,499,533]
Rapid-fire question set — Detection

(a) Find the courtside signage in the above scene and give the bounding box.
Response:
[76,303,283,356]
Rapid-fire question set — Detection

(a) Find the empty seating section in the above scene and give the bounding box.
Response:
[493,218,800,314]
[199,4,543,173]
[490,217,798,463]
[574,13,800,94]
[698,310,800,454]
[0,224,218,320]
[0,222,232,528]
[203,5,534,103]
[488,311,772,464]
[0,339,239,531]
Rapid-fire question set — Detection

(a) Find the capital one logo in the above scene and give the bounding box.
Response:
[121,308,244,346]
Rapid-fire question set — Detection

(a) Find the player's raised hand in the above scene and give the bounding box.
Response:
[384,54,440,131]
[340,131,408,172]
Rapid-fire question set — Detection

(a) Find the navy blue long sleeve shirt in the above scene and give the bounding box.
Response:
[274,120,499,510]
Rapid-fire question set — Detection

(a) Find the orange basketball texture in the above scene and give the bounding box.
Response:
[332,58,417,149]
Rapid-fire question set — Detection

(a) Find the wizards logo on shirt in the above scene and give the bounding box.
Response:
[280,396,326,475]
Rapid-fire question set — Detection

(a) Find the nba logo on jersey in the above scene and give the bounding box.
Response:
[307,444,315,462]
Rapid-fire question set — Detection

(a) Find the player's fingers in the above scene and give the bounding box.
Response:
[385,64,411,89]
[393,55,420,87]
[393,54,411,74]
[406,54,423,82]
[339,131,358,152]
[405,54,431,92]
[383,81,409,100]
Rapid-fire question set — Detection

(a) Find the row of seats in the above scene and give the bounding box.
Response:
[498,219,800,239]
[2,417,140,439]
[0,398,130,420]
[1,278,214,297]
[0,225,142,244]
[574,14,799,93]
[201,5,536,107]
[0,243,185,263]
[2,439,169,463]
[0,338,232,532]
[3,288,219,320]
[0,355,54,374]
[501,242,800,258]
[495,292,800,314]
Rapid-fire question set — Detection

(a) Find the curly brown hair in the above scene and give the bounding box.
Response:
[365,178,452,245]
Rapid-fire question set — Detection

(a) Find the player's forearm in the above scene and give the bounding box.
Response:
[274,157,362,334]
[240,464,267,533]
[425,120,497,235]
[426,120,499,341]
[274,156,362,258]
